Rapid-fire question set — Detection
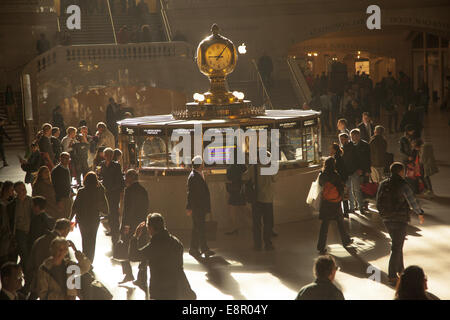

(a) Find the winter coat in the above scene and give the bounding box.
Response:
[342,142,356,175]
[400,110,421,133]
[21,151,43,183]
[186,170,211,214]
[369,135,388,167]
[51,164,72,202]
[0,201,14,258]
[420,143,438,177]
[28,212,55,250]
[28,230,59,295]
[352,140,371,174]
[71,185,109,226]
[357,122,374,143]
[246,164,277,203]
[121,182,149,231]
[333,153,348,182]
[52,112,66,138]
[128,229,185,300]
[318,170,344,220]
[97,129,115,149]
[399,135,413,162]
[38,250,91,300]
[32,180,61,219]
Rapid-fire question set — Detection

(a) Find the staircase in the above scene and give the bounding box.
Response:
[59,12,165,45]
[0,111,26,149]
[268,79,301,109]
[0,91,27,149]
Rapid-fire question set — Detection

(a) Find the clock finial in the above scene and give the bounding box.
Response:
[211,24,219,35]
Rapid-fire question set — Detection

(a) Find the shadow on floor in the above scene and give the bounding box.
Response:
[194,255,247,300]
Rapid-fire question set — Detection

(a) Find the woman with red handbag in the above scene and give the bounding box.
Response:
[316,157,353,255]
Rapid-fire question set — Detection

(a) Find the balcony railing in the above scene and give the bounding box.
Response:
[26,41,194,75]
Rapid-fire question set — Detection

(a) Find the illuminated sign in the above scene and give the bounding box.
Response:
[142,129,163,135]
[243,125,270,130]
[172,128,195,134]
[278,122,299,129]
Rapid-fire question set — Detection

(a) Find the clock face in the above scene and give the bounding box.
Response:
[205,43,232,71]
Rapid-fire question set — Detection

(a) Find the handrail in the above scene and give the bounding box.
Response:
[160,0,173,42]
[251,59,273,110]
[24,42,194,76]
[107,0,118,45]
[287,57,311,106]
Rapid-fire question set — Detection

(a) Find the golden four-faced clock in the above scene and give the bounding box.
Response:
[196,24,238,105]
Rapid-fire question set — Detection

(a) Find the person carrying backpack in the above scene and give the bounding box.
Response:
[376,162,425,286]
[316,157,353,255]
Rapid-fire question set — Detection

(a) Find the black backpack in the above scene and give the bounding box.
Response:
[376,178,398,215]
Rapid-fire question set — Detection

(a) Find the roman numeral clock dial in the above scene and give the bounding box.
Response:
[205,44,232,71]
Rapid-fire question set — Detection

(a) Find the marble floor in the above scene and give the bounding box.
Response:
[1,106,449,300]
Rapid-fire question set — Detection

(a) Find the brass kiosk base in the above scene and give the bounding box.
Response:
[172,100,265,120]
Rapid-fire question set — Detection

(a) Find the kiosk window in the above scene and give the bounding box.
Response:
[168,129,195,168]
[140,136,167,167]
[280,128,303,161]
[139,129,168,168]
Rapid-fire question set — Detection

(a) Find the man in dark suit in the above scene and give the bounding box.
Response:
[129,213,195,300]
[357,112,375,143]
[99,148,125,244]
[50,127,62,165]
[0,262,26,300]
[186,156,215,259]
[350,129,371,214]
[119,169,149,285]
[51,152,72,219]
[28,196,55,253]
[106,97,120,138]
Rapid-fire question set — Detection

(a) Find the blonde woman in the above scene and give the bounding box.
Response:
[32,166,62,219]
[37,237,91,300]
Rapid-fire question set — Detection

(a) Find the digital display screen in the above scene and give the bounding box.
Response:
[206,145,236,163]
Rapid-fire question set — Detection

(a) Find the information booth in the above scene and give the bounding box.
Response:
[117,109,322,230]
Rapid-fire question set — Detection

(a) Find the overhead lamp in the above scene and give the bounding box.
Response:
[313,53,318,56]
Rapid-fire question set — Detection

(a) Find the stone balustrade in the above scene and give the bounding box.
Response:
[27,41,194,75]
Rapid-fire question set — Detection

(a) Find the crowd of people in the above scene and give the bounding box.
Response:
[0,83,442,300]
[304,70,431,136]
[298,89,440,298]
[0,97,198,300]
